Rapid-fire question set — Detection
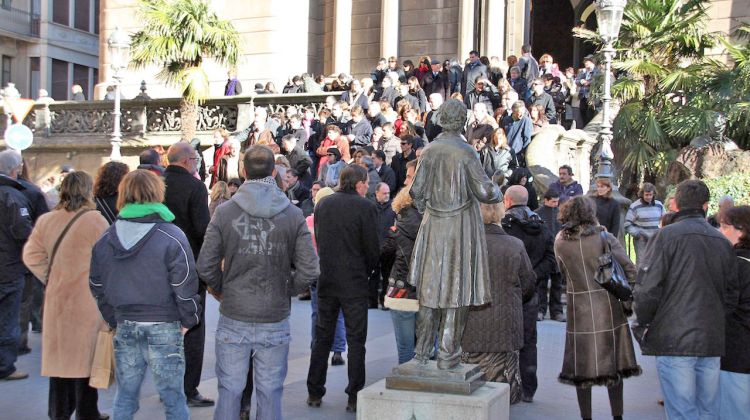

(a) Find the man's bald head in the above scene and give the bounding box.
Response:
[505,185,528,207]
[167,142,195,164]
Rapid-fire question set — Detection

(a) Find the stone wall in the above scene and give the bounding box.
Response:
[350,0,382,78]
[399,0,459,62]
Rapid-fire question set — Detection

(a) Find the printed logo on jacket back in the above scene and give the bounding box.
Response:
[231,214,280,256]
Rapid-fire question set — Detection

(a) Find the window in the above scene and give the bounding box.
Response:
[29,57,40,99]
[74,0,89,31]
[73,64,89,100]
[53,0,69,26]
[94,0,100,34]
[1,0,11,11]
[51,59,69,100]
[1,56,11,89]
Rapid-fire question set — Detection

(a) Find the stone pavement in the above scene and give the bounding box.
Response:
[2,297,666,419]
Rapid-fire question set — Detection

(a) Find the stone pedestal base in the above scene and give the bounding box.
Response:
[357,378,510,420]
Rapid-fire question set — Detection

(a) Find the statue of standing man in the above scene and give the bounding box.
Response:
[408,99,502,370]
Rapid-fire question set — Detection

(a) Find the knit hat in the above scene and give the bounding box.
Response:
[314,187,336,208]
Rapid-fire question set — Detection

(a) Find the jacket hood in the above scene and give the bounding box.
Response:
[231,181,290,218]
[110,216,162,256]
[503,205,543,236]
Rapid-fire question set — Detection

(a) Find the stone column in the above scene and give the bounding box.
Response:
[380,0,399,59]
[484,0,505,59]
[457,0,474,61]
[504,0,526,57]
[333,0,352,74]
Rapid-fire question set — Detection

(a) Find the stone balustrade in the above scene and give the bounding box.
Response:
[0,92,342,183]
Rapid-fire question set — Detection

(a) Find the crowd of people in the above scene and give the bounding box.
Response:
[0,46,746,420]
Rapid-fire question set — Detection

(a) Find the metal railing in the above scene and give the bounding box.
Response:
[0,6,40,38]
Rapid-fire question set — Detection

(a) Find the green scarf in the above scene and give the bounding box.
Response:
[118,202,175,222]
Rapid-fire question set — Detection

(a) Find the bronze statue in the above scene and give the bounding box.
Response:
[408,99,502,370]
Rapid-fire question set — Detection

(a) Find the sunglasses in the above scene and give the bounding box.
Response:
[400,142,408,146]
[327,153,335,156]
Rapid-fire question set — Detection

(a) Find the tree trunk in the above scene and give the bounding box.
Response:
[180,97,198,142]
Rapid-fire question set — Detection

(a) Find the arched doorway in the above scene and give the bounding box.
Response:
[529,0,576,68]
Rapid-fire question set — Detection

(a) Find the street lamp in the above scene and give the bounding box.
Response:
[593,0,626,184]
[107,26,131,161]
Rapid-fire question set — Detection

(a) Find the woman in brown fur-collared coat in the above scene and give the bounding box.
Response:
[554,196,641,420]
[23,171,109,420]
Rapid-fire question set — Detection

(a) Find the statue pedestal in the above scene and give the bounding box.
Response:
[357,378,509,420]
[385,360,485,395]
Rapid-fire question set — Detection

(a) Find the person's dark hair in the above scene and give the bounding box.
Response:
[521,44,532,54]
[139,149,161,166]
[674,179,710,211]
[337,165,368,193]
[543,189,560,200]
[94,161,130,198]
[559,195,598,232]
[311,180,323,188]
[720,206,750,249]
[401,136,415,146]
[292,75,301,83]
[559,164,573,176]
[469,50,480,56]
[243,145,275,180]
[373,150,386,161]
[507,167,532,186]
[287,168,300,178]
[638,182,657,199]
[402,59,414,68]
[479,56,490,67]
[228,178,242,187]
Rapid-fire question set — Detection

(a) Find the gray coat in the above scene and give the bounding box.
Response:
[407,133,501,308]
[197,180,319,323]
[462,224,536,353]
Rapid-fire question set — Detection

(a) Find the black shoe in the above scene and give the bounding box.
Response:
[346,400,357,412]
[298,290,312,301]
[552,313,566,322]
[18,346,31,355]
[521,394,533,403]
[331,352,345,366]
[186,393,215,407]
[98,414,110,420]
[239,409,250,420]
[307,396,322,407]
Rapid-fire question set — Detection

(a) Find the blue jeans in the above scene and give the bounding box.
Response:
[390,310,416,364]
[656,356,720,420]
[720,370,750,419]
[310,285,346,353]
[113,320,188,420]
[0,277,23,379]
[214,315,290,420]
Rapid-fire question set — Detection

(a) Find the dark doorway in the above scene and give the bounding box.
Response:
[530,0,575,69]
[573,0,598,69]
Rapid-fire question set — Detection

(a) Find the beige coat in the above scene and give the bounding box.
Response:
[23,209,108,378]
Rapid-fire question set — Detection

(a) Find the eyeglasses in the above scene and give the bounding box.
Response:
[400,142,408,146]
[327,153,335,157]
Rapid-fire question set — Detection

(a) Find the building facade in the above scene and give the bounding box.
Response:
[0,0,100,100]
[88,0,750,99]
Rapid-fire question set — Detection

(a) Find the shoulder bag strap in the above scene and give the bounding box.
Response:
[600,230,612,255]
[47,209,93,282]
[738,256,750,263]
[95,197,115,224]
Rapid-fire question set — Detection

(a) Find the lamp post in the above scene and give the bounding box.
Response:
[107,27,131,161]
[593,0,626,182]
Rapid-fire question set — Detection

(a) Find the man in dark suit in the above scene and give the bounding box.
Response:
[163,142,213,407]
[422,59,450,101]
[307,165,380,413]
[372,150,396,192]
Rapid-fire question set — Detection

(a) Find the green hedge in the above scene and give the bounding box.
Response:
[666,173,750,215]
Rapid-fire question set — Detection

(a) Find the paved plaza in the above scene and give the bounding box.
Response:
[2,297,666,420]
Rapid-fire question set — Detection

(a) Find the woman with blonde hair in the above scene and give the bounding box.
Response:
[23,171,110,420]
[382,160,422,363]
[89,169,200,419]
[209,181,231,217]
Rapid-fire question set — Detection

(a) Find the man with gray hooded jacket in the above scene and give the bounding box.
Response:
[197,145,319,420]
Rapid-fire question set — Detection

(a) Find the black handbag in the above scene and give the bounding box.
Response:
[594,231,633,301]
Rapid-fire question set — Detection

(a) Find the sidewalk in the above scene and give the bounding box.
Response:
[2,297,666,419]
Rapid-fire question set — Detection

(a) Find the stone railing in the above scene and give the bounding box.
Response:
[0,92,342,142]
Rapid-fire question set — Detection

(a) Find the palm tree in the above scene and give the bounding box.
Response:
[129,0,240,141]
[574,0,750,181]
